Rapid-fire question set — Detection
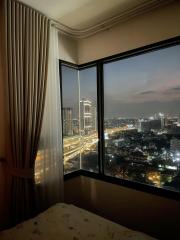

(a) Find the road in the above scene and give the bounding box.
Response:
[35,126,129,183]
[63,126,128,163]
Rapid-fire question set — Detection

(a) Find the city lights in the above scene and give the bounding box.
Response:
[60,44,180,193]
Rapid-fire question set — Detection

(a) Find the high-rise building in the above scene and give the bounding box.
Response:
[91,102,97,131]
[72,118,79,135]
[138,119,162,132]
[158,112,165,129]
[170,137,180,162]
[80,98,97,135]
[62,108,73,136]
[150,119,162,130]
[139,120,150,132]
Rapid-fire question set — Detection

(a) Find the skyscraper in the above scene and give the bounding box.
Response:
[170,137,180,162]
[62,108,73,136]
[80,98,97,135]
[91,102,97,131]
[72,118,79,135]
[138,119,162,132]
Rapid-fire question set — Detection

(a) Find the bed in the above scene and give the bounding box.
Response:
[0,203,157,240]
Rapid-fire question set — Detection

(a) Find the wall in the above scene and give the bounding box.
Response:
[64,176,180,240]
[77,1,180,64]
[58,2,180,64]
[58,32,78,64]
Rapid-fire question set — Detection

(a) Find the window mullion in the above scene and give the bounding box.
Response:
[97,61,105,174]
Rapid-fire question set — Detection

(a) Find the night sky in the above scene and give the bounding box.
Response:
[61,66,97,118]
[62,44,180,119]
[104,44,180,118]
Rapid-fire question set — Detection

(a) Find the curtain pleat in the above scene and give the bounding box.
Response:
[35,27,64,211]
[0,1,7,230]
[5,0,50,225]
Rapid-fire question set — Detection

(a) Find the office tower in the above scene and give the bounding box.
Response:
[158,112,165,128]
[139,119,162,132]
[170,138,180,162]
[91,102,97,131]
[72,118,79,134]
[62,108,73,136]
[80,98,97,135]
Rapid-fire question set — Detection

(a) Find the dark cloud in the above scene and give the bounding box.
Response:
[138,90,156,95]
[163,86,180,95]
[169,86,180,91]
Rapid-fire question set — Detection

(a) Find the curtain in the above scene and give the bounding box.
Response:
[0,0,7,230]
[5,0,50,225]
[35,27,64,212]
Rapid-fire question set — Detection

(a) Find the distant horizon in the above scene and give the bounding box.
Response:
[104,44,180,118]
[62,44,180,119]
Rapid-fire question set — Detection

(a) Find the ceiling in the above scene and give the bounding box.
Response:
[20,0,173,31]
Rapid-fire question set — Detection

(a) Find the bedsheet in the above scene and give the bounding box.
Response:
[0,203,157,240]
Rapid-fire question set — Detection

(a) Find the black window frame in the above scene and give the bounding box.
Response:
[60,36,180,201]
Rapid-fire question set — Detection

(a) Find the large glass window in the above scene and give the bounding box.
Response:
[61,66,80,173]
[104,44,180,192]
[61,40,180,195]
[61,65,98,173]
[79,67,98,172]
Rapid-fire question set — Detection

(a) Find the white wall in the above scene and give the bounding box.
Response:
[77,1,180,64]
[58,32,78,64]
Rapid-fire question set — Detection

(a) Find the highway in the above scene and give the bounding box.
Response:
[63,126,128,164]
[35,126,129,183]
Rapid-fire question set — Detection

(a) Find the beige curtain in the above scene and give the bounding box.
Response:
[0,0,9,230]
[5,0,50,225]
[35,27,64,212]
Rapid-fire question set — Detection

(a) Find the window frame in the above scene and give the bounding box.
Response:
[60,36,180,201]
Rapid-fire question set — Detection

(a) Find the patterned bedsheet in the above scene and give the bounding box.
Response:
[0,203,157,240]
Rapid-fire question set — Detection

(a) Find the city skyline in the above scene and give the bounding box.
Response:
[61,44,180,192]
[104,44,180,118]
[61,66,97,119]
[62,44,180,119]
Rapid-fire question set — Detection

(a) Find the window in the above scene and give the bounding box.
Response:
[60,37,180,196]
[61,65,98,173]
[61,65,80,173]
[104,44,180,192]
[79,67,99,172]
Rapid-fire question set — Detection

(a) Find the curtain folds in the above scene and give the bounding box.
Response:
[5,0,50,224]
[0,0,8,229]
[35,27,64,211]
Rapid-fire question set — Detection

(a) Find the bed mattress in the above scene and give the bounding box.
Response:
[0,203,157,240]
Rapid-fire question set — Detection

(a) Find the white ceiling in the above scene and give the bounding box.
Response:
[20,0,172,30]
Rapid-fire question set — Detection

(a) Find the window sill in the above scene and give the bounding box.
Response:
[64,170,180,201]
